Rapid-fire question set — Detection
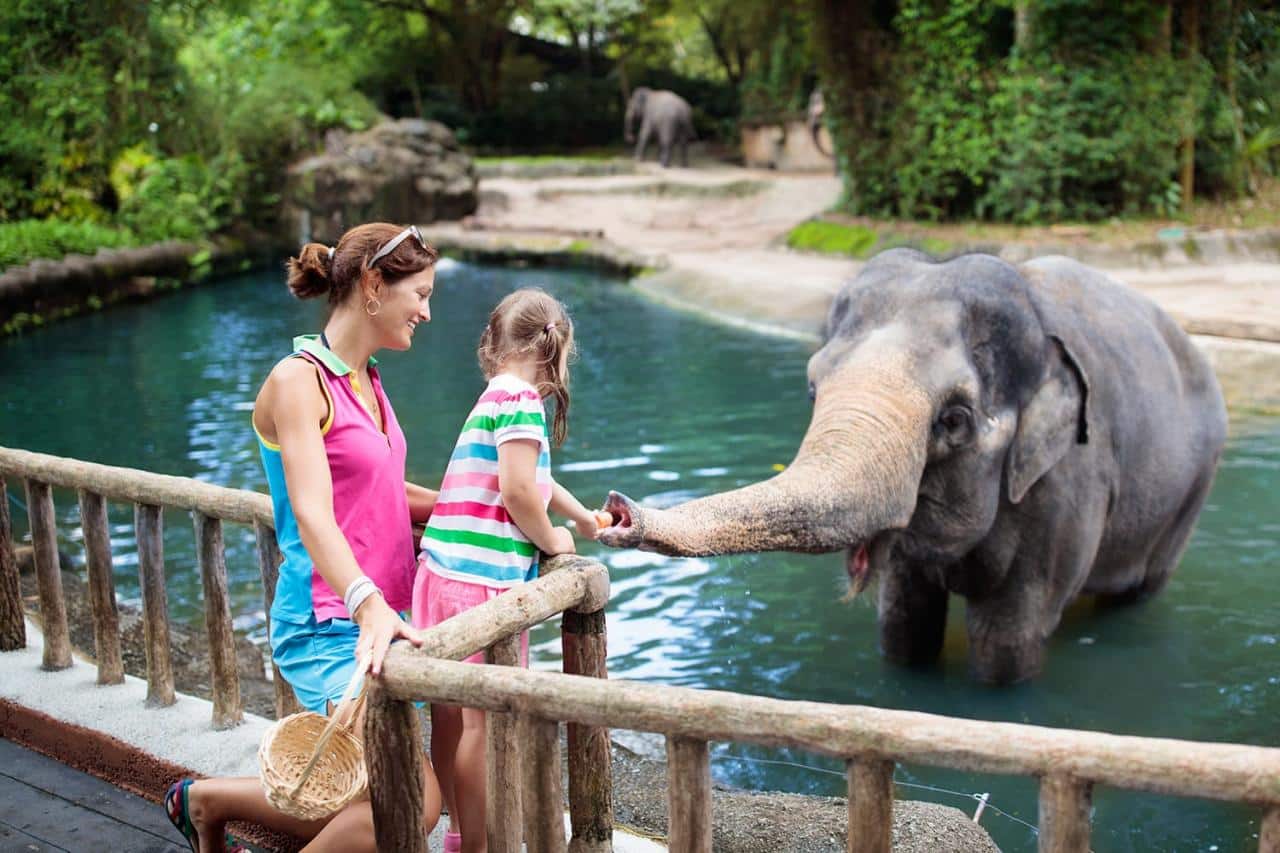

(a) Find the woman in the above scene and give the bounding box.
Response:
[165,223,442,853]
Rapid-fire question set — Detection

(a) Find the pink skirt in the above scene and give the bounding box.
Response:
[413,559,530,666]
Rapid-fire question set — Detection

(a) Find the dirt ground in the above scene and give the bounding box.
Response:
[428,162,1280,419]
[464,163,1280,341]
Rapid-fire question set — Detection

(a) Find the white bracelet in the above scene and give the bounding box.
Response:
[343,576,382,617]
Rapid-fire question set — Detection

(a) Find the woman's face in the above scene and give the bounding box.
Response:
[376,267,435,351]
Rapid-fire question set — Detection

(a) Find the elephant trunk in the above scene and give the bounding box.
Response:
[603,363,932,557]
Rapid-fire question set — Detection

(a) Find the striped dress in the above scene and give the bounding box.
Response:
[418,373,552,588]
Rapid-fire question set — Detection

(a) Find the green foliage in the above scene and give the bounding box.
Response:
[981,57,1189,222]
[888,0,1003,220]
[0,0,197,223]
[0,220,136,270]
[177,2,382,225]
[116,155,232,242]
[786,220,879,257]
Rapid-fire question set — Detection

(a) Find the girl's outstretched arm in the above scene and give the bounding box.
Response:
[405,481,439,524]
[550,480,599,541]
[499,439,575,555]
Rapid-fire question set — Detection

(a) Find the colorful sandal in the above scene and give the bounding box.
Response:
[164,780,250,853]
[164,779,200,853]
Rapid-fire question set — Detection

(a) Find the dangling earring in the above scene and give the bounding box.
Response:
[364,298,381,318]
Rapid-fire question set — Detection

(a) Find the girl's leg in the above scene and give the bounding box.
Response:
[454,706,488,853]
[432,703,463,830]
[302,767,441,853]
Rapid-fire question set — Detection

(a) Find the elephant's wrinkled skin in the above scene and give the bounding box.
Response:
[600,251,1228,684]
[624,87,695,168]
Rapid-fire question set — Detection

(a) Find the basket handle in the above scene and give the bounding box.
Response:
[289,653,372,800]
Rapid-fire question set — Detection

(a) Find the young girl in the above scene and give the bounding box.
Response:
[413,287,599,853]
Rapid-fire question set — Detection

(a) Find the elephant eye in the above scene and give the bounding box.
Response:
[938,406,974,441]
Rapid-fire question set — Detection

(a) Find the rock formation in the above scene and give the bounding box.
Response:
[283,118,478,244]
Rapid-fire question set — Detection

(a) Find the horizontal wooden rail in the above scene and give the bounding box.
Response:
[0,447,272,527]
[380,658,1280,808]
[402,554,609,663]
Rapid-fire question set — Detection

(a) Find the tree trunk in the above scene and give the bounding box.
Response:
[810,0,879,206]
[1180,0,1201,213]
[1014,3,1036,55]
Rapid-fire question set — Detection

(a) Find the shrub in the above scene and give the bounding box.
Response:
[0,219,136,270]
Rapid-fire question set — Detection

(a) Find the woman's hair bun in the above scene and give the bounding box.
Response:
[285,242,333,300]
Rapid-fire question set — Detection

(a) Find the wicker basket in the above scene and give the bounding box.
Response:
[258,658,369,821]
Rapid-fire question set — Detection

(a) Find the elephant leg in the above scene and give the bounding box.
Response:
[876,566,948,667]
[657,127,676,168]
[680,134,690,168]
[964,587,1049,685]
[634,123,652,162]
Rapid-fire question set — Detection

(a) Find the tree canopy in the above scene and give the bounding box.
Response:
[1,0,1276,240]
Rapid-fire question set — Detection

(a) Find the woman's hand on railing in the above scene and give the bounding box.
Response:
[354,594,423,676]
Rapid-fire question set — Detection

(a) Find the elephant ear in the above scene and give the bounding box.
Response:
[1006,335,1090,504]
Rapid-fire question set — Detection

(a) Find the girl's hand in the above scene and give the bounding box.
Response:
[573,511,601,542]
[547,525,577,556]
[353,594,423,676]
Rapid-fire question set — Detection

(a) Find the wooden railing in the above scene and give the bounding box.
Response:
[0,446,617,849]
[4,446,1280,852]
[0,446,300,723]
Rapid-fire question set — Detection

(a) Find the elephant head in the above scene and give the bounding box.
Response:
[624,87,650,143]
[600,250,1092,678]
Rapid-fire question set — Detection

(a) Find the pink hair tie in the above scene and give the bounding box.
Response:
[544,322,556,332]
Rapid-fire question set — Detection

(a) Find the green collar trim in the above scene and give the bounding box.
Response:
[293,335,378,376]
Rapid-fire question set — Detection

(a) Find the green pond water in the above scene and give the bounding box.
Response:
[1,263,1276,852]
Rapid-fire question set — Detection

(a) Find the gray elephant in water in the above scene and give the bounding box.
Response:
[601,250,1227,685]
[624,87,695,168]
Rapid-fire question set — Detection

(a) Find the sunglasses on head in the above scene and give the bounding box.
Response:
[366,225,427,269]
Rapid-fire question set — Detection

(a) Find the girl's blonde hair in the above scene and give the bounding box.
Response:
[478,288,575,447]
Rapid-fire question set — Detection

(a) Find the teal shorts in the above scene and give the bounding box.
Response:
[269,614,360,715]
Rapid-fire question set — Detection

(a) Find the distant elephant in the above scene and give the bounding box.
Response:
[600,251,1227,685]
[624,87,695,168]
[806,88,832,158]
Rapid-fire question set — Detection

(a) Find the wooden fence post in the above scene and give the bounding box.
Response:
[25,480,71,670]
[134,503,175,706]
[193,512,242,728]
[0,477,25,651]
[78,490,123,684]
[847,757,894,853]
[486,633,523,853]
[562,608,613,853]
[1038,774,1092,853]
[666,736,712,852]
[365,680,427,853]
[254,519,300,718]
[523,716,567,853]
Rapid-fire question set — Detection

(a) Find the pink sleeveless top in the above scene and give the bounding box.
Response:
[292,338,414,621]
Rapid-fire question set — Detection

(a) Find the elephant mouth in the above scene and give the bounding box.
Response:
[845,533,895,599]
[845,543,871,597]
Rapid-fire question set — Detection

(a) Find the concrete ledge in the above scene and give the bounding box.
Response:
[0,235,288,335]
[423,225,663,277]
